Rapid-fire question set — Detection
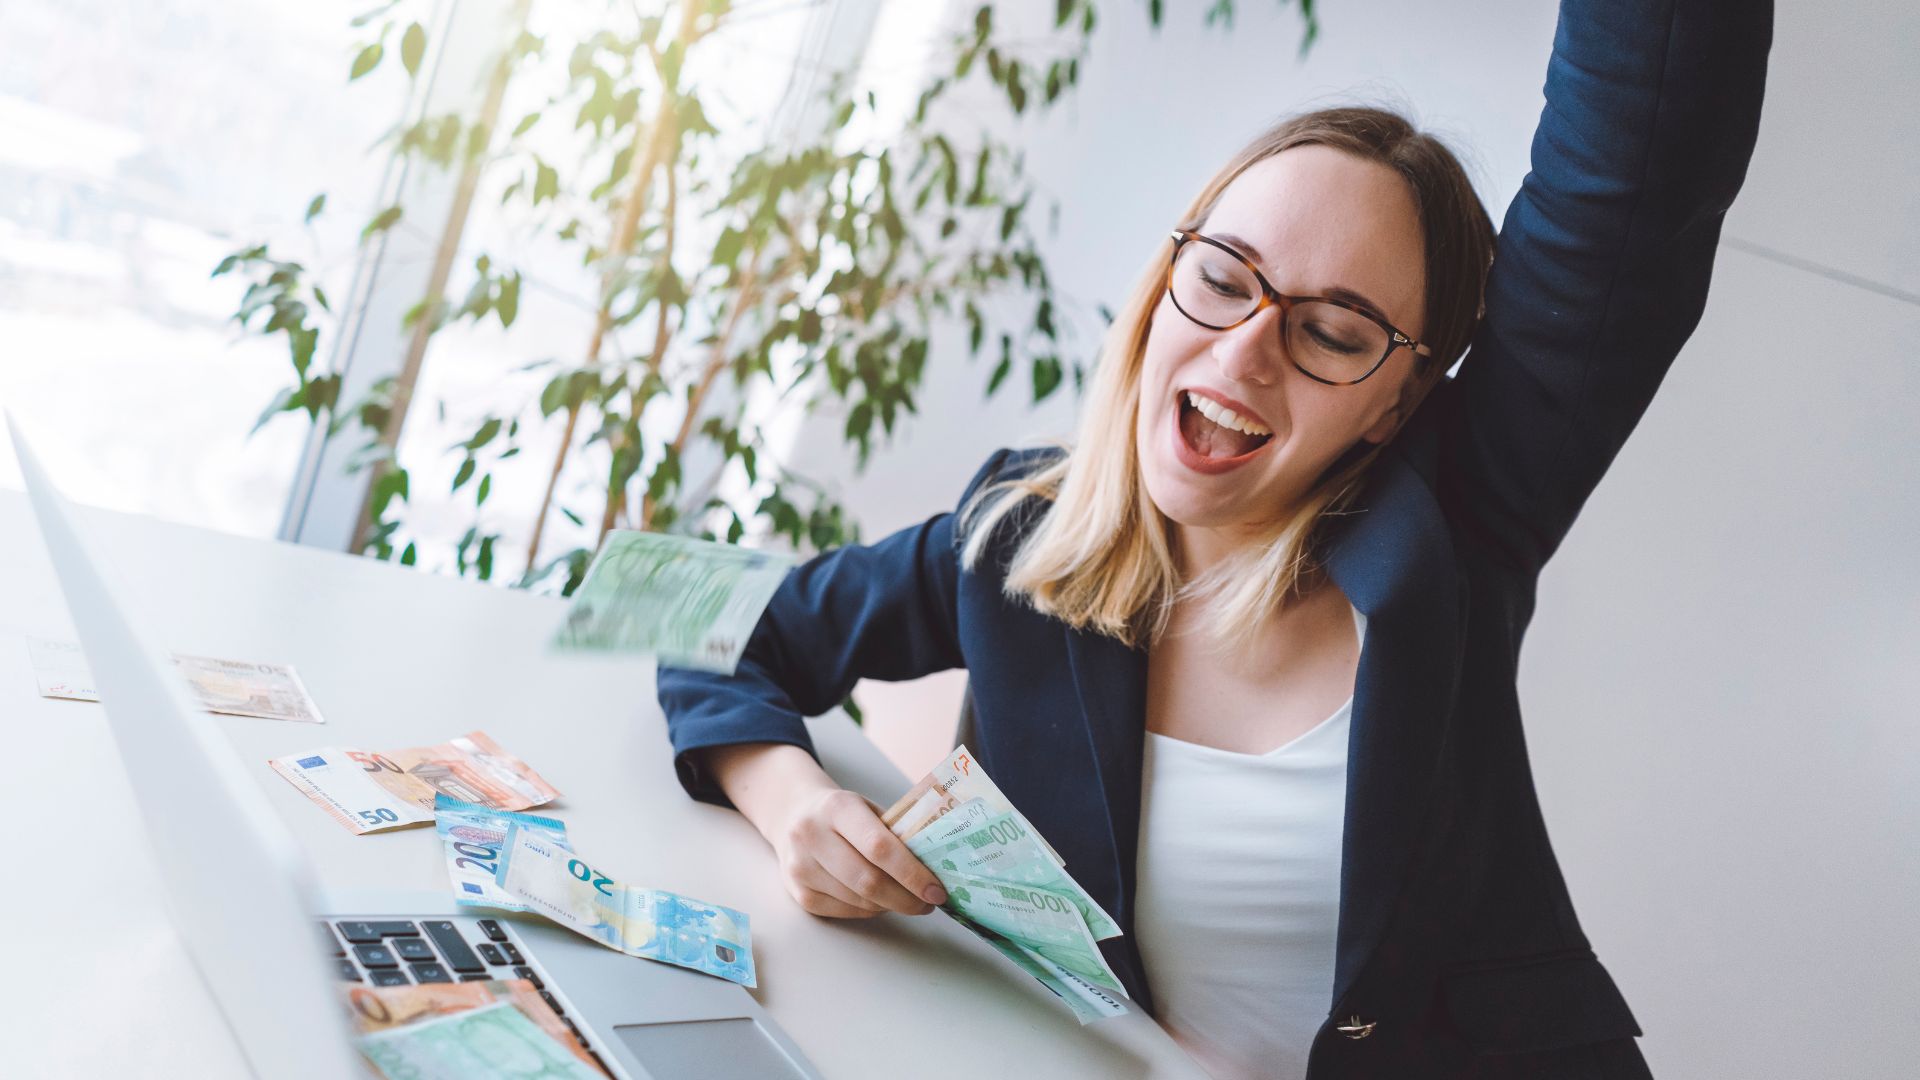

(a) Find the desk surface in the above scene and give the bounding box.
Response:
[0,489,1205,1078]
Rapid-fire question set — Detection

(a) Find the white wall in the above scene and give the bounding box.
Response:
[801,2,1920,1076]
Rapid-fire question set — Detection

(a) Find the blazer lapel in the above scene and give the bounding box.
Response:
[1065,443,1465,1015]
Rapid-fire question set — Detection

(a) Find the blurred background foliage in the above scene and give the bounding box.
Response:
[216,0,1317,595]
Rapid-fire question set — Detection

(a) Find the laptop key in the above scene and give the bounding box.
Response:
[393,938,436,963]
[369,969,411,987]
[336,921,384,944]
[477,919,508,942]
[510,966,543,990]
[354,943,399,969]
[458,973,492,983]
[410,963,452,984]
[371,921,421,937]
[539,989,565,1016]
[337,959,361,982]
[501,943,525,966]
[422,921,486,973]
[477,943,508,966]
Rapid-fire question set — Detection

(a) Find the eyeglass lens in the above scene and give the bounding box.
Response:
[1170,241,1388,382]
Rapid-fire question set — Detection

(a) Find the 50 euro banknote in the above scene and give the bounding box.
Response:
[269,731,560,834]
[27,636,326,723]
[490,822,756,987]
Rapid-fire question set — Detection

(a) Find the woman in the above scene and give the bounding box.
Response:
[658,0,1772,1075]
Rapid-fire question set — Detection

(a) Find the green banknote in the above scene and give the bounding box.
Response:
[909,805,1122,940]
[949,911,1129,1025]
[936,872,1126,998]
[551,530,793,674]
[358,1000,603,1079]
[492,822,757,987]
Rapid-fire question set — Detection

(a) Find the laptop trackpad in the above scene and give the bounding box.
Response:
[612,1017,809,1080]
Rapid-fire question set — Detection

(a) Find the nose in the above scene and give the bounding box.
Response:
[1209,303,1286,387]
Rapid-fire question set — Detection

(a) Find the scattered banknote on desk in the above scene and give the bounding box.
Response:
[481,818,758,987]
[26,635,326,723]
[550,530,793,674]
[344,978,606,1076]
[358,999,606,1080]
[434,795,573,910]
[269,731,560,834]
[885,745,1130,1024]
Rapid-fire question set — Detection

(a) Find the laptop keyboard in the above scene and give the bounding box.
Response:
[324,916,610,1074]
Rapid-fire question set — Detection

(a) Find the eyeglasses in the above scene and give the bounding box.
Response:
[1165,229,1431,386]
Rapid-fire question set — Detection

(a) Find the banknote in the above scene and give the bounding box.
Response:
[551,530,793,674]
[909,806,1120,940]
[358,1000,604,1080]
[883,745,1062,865]
[950,910,1129,1025]
[493,822,756,987]
[25,636,95,700]
[435,795,573,909]
[26,636,324,722]
[343,978,605,1075]
[269,731,560,834]
[935,872,1126,998]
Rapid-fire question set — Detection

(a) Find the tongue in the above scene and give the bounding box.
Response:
[1180,403,1266,459]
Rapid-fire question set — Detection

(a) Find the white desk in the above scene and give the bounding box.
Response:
[0,490,1206,1078]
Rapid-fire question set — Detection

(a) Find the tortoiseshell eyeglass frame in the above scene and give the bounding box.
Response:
[1166,228,1433,387]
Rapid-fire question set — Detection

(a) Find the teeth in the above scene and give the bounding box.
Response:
[1184,391,1272,437]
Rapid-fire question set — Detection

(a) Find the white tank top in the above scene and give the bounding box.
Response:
[1133,605,1365,1080]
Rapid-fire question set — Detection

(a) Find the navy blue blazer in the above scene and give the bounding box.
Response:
[659,0,1770,1074]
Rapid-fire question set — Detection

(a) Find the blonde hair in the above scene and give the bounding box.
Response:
[960,107,1494,650]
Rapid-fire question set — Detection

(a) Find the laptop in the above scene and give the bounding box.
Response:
[7,413,820,1080]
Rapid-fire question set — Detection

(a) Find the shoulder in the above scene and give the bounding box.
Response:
[953,444,1067,561]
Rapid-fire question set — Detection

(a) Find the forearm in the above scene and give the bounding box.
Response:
[703,742,838,841]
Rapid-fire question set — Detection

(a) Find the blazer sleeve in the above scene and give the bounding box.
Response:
[1443,0,1772,570]
[655,448,1015,807]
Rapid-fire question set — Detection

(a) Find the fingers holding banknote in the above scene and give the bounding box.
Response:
[779,788,947,918]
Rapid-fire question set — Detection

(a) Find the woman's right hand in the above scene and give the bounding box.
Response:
[702,743,949,919]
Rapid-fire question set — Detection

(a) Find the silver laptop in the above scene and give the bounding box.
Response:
[8,414,819,1080]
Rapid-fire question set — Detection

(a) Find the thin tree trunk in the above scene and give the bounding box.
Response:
[524,0,708,574]
[351,0,529,554]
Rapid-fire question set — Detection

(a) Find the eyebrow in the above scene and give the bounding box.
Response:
[1210,230,1393,322]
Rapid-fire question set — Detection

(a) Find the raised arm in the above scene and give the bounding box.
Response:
[656,448,1012,806]
[1443,0,1772,570]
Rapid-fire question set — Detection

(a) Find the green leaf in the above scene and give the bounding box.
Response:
[476,535,495,580]
[304,193,327,222]
[400,22,426,78]
[465,417,502,451]
[452,456,476,491]
[965,302,983,355]
[361,205,403,241]
[986,354,1012,396]
[512,111,541,137]
[400,542,417,566]
[533,161,559,204]
[349,41,384,81]
[476,473,492,506]
[312,285,331,313]
[1055,0,1074,27]
[1032,353,1063,401]
[561,507,585,527]
[497,273,520,328]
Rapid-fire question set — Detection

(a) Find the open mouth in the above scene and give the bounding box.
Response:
[1176,389,1273,461]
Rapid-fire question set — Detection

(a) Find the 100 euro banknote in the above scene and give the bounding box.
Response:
[359,1000,604,1080]
[492,822,756,987]
[884,745,1062,865]
[434,795,572,910]
[343,978,604,1075]
[270,731,561,834]
[551,531,793,674]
